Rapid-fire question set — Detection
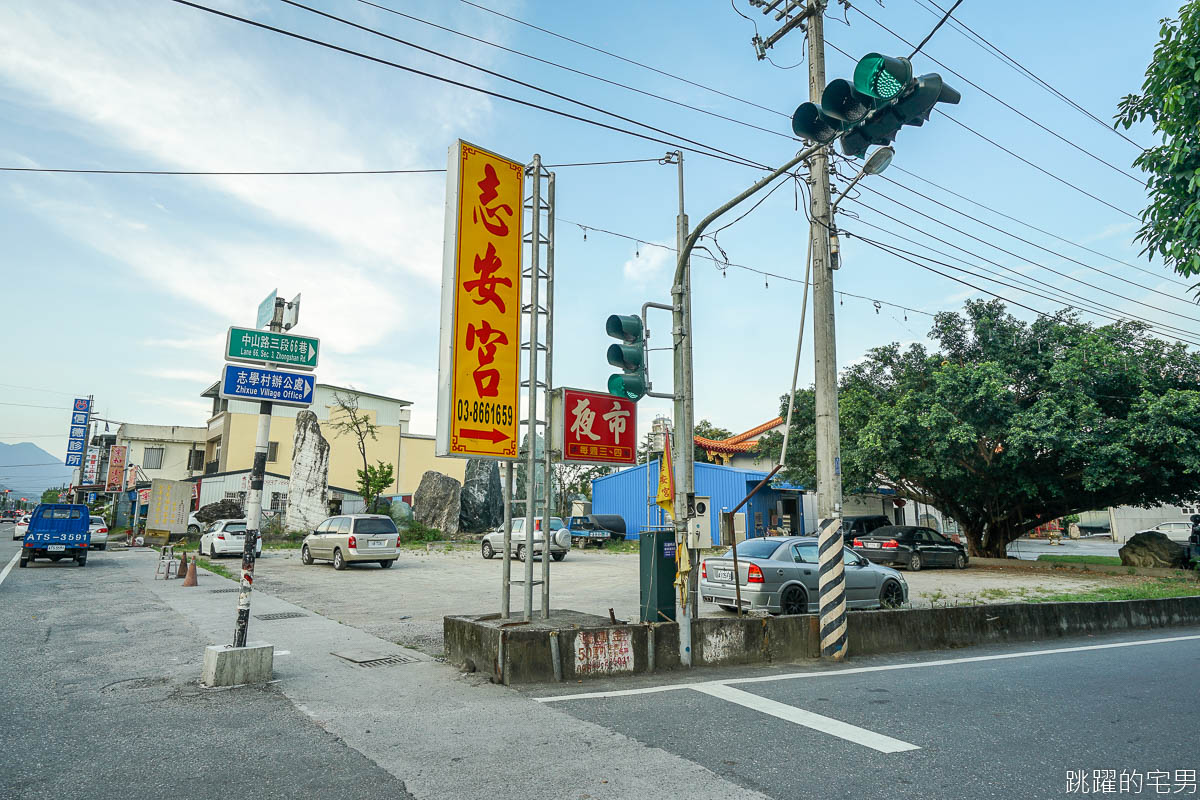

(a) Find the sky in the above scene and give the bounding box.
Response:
[0,0,1188,494]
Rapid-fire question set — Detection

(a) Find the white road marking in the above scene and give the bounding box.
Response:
[0,550,21,589]
[534,632,1200,703]
[692,683,920,753]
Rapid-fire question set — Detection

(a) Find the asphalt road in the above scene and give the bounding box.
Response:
[0,526,416,800]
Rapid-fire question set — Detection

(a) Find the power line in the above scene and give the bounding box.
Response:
[849,5,1145,186]
[0,402,69,410]
[167,1,769,173]
[456,0,789,119]
[907,0,962,58]
[0,158,663,176]
[353,0,796,142]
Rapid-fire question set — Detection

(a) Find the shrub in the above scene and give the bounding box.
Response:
[399,519,441,544]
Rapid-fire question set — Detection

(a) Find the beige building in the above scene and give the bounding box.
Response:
[200,383,465,495]
[116,424,208,482]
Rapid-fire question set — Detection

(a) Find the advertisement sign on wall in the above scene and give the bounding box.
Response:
[551,388,637,466]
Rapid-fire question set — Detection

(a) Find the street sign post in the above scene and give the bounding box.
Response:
[256,288,278,329]
[436,139,524,460]
[225,326,319,370]
[219,365,314,407]
[551,388,637,466]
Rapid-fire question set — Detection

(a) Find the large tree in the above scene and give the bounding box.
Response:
[1117,3,1200,281]
[759,301,1200,557]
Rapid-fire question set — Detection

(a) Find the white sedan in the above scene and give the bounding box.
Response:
[199,519,262,558]
[13,515,30,541]
[89,516,109,550]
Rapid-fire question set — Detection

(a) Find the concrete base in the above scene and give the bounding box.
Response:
[201,642,274,687]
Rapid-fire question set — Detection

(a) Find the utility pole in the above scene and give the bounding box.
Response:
[805,0,849,660]
[233,296,284,648]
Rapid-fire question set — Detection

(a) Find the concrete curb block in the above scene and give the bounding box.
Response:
[446,595,1200,684]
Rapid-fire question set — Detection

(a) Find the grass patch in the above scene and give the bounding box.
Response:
[1037,555,1122,566]
[601,538,639,554]
[1033,577,1200,603]
[194,555,237,581]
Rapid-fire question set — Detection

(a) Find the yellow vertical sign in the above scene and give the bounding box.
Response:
[437,140,523,459]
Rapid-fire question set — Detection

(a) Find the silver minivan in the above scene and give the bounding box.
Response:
[301,514,399,570]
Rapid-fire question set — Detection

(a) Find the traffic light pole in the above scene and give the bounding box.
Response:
[806,0,849,661]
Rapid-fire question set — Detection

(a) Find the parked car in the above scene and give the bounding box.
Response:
[480,516,571,561]
[1137,521,1193,541]
[88,516,109,551]
[187,512,203,536]
[566,514,626,548]
[13,514,31,541]
[300,514,399,570]
[199,519,263,558]
[699,536,907,614]
[19,504,91,567]
[842,514,894,542]
[851,525,968,571]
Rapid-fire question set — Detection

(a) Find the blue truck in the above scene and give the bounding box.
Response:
[19,503,92,568]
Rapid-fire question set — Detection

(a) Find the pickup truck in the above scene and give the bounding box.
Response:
[566,514,627,548]
[18,503,91,568]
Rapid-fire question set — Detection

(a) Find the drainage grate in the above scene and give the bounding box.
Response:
[210,588,240,593]
[350,655,416,669]
[331,649,417,668]
[254,611,306,620]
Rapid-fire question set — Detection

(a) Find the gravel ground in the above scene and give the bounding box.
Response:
[242,545,1144,657]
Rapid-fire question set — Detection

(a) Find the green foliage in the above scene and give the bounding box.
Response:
[40,488,61,505]
[1033,577,1200,603]
[399,519,441,544]
[552,462,609,517]
[693,419,734,464]
[772,300,1200,557]
[1036,555,1122,566]
[1116,5,1200,281]
[357,461,395,514]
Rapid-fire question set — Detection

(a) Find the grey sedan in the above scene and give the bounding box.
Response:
[699,536,908,615]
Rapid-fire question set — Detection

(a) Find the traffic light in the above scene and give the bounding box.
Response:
[606,314,647,400]
[791,53,959,158]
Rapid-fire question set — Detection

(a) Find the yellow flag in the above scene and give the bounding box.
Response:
[656,431,675,520]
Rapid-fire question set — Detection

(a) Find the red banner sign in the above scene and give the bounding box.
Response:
[554,388,637,466]
[106,445,127,492]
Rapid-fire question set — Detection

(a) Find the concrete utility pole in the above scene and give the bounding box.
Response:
[233,297,284,648]
[805,0,849,660]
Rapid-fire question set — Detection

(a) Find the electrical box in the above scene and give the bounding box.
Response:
[639,530,676,623]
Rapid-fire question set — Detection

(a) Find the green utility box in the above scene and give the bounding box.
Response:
[639,529,677,623]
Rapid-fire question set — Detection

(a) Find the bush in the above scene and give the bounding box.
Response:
[399,519,441,544]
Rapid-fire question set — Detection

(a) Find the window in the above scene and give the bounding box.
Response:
[336,518,352,534]
[792,542,818,563]
[143,447,164,470]
[726,539,782,559]
[224,523,247,533]
[188,450,204,471]
[267,441,279,463]
[316,519,333,533]
[1181,506,1199,516]
[928,531,951,544]
[842,548,864,566]
[224,492,240,501]
[269,492,287,512]
[354,518,398,534]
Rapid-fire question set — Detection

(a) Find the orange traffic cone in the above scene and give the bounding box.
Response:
[182,554,198,587]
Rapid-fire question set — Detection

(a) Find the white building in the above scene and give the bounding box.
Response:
[116,424,207,483]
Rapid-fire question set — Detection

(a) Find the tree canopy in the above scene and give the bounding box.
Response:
[1117,3,1200,281]
[759,301,1200,556]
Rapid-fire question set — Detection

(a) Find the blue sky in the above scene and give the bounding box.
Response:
[0,0,1187,491]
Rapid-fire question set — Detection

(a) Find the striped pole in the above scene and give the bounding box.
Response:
[817,515,848,659]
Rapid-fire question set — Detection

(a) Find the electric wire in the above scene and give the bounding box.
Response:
[354,0,797,141]
[0,159,664,175]
[907,0,962,58]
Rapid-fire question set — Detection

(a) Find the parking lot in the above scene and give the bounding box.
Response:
[244,543,1125,656]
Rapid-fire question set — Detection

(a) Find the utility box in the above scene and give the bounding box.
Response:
[639,529,676,623]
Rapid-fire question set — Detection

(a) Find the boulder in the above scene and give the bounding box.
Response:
[413,471,461,537]
[195,499,243,524]
[459,459,503,533]
[1119,531,1188,568]
[285,410,331,533]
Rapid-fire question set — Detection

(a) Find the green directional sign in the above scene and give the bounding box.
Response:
[225,326,319,370]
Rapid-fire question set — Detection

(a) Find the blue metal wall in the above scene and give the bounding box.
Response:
[592,460,804,544]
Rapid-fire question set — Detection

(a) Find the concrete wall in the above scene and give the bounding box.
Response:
[395,434,467,495]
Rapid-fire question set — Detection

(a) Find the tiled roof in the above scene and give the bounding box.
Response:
[694,417,784,455]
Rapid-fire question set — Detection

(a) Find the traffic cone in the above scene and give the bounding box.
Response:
[182,554,198,587]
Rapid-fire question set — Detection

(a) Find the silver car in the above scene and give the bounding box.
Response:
[301,514,399,570]
[699,535,908,615]
[480,516,571,562]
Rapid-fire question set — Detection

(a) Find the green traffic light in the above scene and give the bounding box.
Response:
[854,53,912,100]
[608,373,646,401]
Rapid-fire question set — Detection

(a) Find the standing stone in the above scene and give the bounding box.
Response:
[413,471,461,537]
[1119,531,1187,568]
[459,459,503,533]
[285,410,330,533]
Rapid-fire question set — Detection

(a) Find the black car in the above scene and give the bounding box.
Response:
[850,525,968,571]
[842,514,893,543]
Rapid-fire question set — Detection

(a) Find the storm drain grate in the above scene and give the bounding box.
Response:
[210,588,240,593]
[254,611,307,621]
[349,655,416,669]
[331,650,417,668]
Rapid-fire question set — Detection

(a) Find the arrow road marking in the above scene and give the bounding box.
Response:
[459,428,509,443]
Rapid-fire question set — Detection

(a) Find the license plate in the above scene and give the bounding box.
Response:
[368,540,389,548]
[866,542,881,549]
[712,568,733,582]
[47,544,65,552]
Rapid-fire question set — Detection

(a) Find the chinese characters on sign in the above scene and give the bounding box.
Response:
[551,388,637,466]
[219,365,315,407]
[64,397,91,467]
[106,445,127,492]
[573,629,634,675]
[436,140,523,459]
[225,326,319,370]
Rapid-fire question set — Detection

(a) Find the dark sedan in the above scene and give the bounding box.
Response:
[851,525,969,571]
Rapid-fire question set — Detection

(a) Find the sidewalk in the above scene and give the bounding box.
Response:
[148,558,771,800]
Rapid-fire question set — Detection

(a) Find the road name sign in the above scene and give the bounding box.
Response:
[219,364,315,407]
[256,289,278,329]
[225,326,319,370]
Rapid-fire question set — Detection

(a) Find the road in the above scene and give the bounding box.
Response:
[3,521,1197,800]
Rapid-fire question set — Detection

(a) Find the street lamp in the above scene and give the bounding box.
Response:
[831,145,893,212]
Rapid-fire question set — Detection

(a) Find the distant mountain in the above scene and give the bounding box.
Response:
[0,442,73,498]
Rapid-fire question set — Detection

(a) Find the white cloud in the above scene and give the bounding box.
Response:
[621,243,671,286]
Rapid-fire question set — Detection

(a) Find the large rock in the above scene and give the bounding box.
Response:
[1119,531,1187,568]
[195,499,243,524]
[285,410,331,533]
[459,459,502,533]
[414,471,461,537]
